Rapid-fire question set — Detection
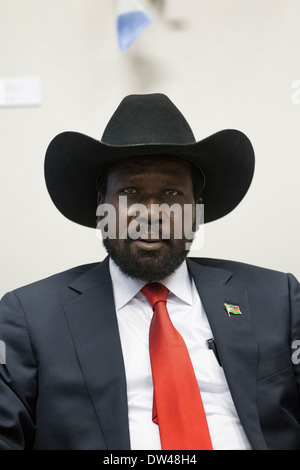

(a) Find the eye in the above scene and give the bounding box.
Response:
[121,187,138,194]
[164,189,181,196]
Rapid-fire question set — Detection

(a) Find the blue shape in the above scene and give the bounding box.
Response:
[117,11,151,52]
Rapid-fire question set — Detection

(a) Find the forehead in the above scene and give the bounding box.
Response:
[106,154,192,180]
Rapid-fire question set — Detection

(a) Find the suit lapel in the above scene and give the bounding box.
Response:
[187,259,267,450]
[63,258,130,450]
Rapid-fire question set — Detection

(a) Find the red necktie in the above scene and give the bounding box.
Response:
[141,282,212,450]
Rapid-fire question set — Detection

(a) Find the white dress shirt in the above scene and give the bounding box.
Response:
[109,258,252,450]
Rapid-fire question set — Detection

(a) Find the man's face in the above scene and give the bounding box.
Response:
[99,155,200,281]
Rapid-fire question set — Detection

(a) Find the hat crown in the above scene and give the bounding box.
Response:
[101,93,196,146]
[45,93,255,228]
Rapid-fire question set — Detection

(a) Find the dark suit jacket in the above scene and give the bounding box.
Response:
[0,257,300,450]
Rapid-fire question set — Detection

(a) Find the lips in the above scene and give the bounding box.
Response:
[132,239,167,251]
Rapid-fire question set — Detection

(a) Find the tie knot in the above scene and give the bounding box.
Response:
[141,282,169,310]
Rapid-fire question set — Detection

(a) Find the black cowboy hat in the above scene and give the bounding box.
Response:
[44,93,255,227]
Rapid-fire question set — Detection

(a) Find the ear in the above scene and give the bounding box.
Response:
[192,197,203,233]
[96,192,104,224]
[97,192,104,205]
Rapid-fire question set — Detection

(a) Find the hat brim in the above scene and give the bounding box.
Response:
[44,129,255,227]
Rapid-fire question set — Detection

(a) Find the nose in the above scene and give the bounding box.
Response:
[144,195,167,226]
[126,194,164,240]
[126,201,162,226]
[126,194,164,222]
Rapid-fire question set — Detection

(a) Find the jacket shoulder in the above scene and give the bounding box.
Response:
[188,256,297,283]
[1,261,103,304]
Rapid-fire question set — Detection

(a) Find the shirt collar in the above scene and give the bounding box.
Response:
[109,257,193,311]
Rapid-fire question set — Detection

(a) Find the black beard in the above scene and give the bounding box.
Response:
[103,237,190,282]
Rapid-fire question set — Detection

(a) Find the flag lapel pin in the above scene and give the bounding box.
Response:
[224,303,242,317]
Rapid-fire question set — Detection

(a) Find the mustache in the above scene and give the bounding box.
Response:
[126,218,173,240]
[123,219,174,242]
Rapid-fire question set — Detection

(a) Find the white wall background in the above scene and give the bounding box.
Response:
[0,0,299,298]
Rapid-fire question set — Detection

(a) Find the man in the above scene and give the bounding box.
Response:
[0,93,300,450]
